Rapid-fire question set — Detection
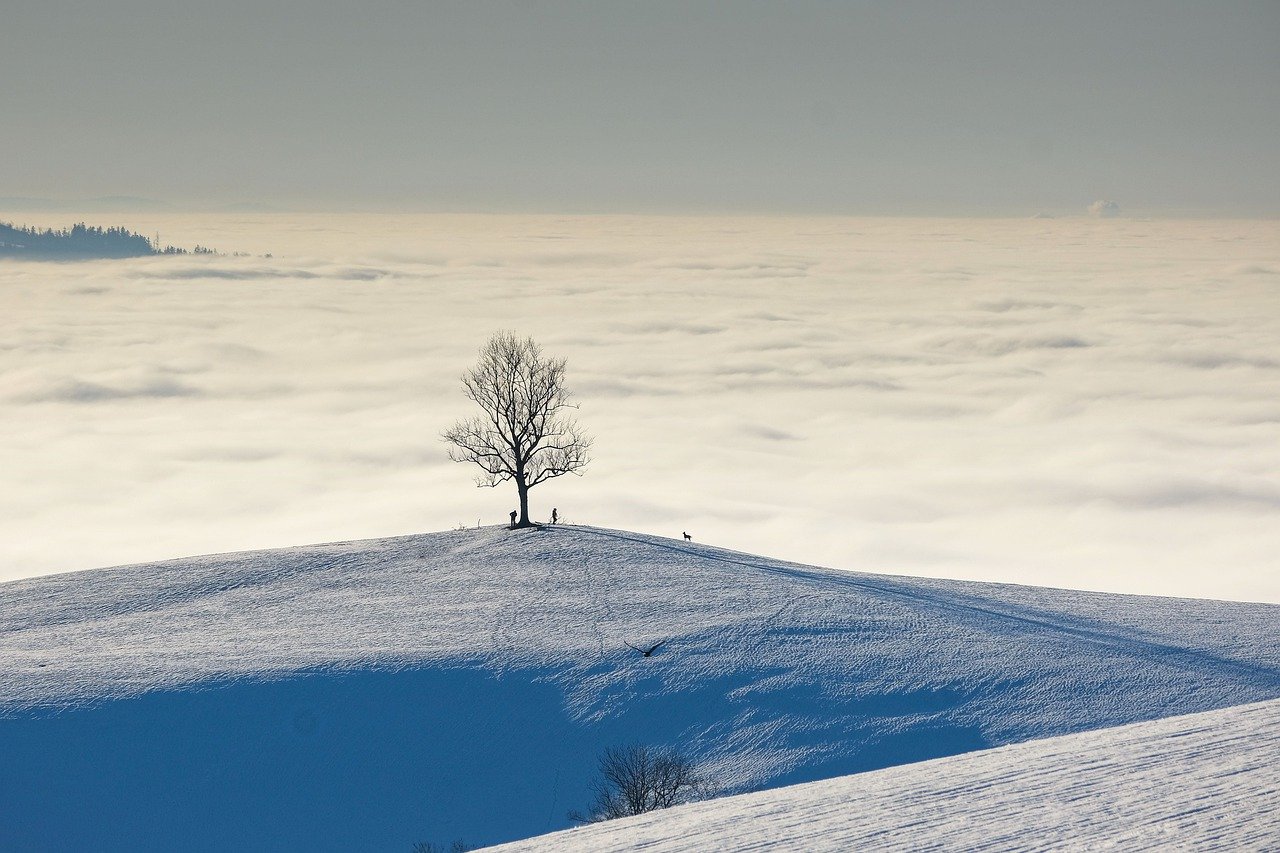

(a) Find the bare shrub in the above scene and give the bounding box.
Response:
[411,841,473,853]
[569,744,716,823]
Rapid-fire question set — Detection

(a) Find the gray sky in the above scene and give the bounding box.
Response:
[3,1,1277,214]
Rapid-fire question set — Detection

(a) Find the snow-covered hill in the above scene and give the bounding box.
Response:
[491,698,1280,852]
[3,526,1278,851]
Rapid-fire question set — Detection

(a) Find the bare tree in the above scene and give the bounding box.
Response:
[442,332,591,528]
[569,745,715,823]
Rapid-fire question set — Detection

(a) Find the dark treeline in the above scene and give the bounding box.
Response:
[0,221,216,259]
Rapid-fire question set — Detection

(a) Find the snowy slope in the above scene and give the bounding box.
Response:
[3,526,1278,851]
[490,698,1280,852]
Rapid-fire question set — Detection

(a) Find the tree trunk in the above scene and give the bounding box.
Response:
[516,477,531,527]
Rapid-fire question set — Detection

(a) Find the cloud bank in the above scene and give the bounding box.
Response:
[1,212,1278,602]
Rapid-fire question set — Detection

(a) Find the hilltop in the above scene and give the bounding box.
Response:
[3,526,1278,851]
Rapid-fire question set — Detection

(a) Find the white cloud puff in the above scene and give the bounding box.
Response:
[1089,200,1121,217]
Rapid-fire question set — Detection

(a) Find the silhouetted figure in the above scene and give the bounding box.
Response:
[683,531,692,541]
[509,510,518,529]
[551,507,558,524]
[624,639,669,657]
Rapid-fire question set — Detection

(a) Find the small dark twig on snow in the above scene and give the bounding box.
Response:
[624,639,669,657]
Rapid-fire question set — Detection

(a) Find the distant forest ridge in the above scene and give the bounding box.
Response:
[0,221,217,259]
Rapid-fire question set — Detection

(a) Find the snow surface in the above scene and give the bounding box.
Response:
[3,525,1279,851]
[490,698,1280,852]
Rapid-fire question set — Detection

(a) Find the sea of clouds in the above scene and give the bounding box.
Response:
[2,213,1277,602]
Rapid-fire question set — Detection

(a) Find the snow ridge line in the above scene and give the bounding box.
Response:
[569,526,1280,691]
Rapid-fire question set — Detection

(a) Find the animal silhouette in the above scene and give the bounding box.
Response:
[682,531,692,541]
[624,639,669,657]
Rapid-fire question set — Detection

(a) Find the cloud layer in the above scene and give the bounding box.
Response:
[2,213,1278,602]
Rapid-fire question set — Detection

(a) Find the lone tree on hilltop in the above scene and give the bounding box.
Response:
[442,331,591,528]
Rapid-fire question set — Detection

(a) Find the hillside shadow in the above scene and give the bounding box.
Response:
[2,666,593,852]
[3,655,996,852]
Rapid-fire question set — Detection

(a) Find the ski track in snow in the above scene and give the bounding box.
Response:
[2,525,1278,850]
[489,698,1280,852]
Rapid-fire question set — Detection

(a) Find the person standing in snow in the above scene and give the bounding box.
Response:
[551,508,558,524]
[509,510,518,528]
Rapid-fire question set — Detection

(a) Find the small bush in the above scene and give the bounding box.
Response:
[411,840,473,853]
[569,744,716,823]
